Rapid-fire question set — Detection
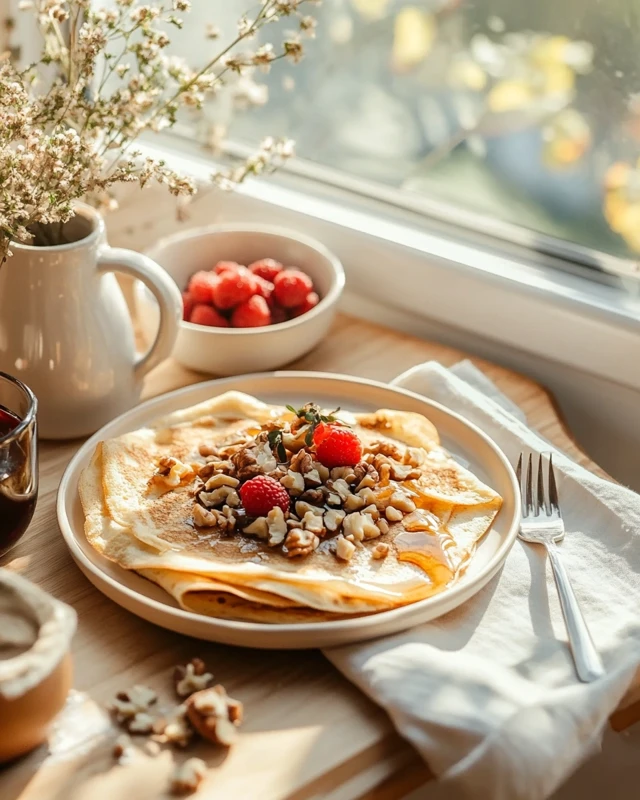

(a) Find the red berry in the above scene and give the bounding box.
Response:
[315,427,362,468]
[253,275,274,299]
[270,304,288,324]
[213,260,243,275]
[249,258,283,282]
[290,291,320,318]
[190,304,229,327]
[188,271,218,304]
[312,422,334,446]
[240,475,290,517]
[231,295,271,328]
[182,291,194,321]
[273,269,314,308]
[211,268,257,310]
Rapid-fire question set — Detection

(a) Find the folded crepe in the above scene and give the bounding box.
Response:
[79,391,502,622]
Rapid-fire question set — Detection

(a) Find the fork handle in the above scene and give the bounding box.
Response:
[546,542,605,682]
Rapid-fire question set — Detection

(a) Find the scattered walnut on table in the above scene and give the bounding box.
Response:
[112,733,134,762]
[109,685,158,733]
[173,658,214,698]
[153,704,194,748]
[170,757,208,795]
[185,685,243,747]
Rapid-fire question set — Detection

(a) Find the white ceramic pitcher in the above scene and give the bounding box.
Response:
[0,205,181,439]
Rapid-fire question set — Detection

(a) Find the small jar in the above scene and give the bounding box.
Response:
[0,569,76,763]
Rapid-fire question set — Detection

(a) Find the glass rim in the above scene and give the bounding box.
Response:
[0,372,38,445]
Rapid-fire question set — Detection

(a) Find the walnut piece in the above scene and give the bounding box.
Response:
[301,510,325,536]
[243,516,269,539]
[203,474,239,490]
[285,528,320,558]
[365,439,404,460]
[371,542,390,559]
[230,446,262,480]
[198,443,219,458]
[330,466,357,483]
[335,535,356,562]
[153,704,193,747]
[112,733,133,761]
[342,511,380,542]
[199,485,240,509]
[109,685,158,733]
[389,491,416,513]
[324,508,345,532]
[170,757,208,795]
[290,449,314,474]
[403,446,427,467]
[174,658,214,698]
[150,457,195,491]
[267,506,287,546]
[193,504,235,532]
[385,505,403,522]
[280,469,305,494]
[185,685,243,747]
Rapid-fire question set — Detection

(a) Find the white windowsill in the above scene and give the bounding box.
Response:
[139,138,640,393]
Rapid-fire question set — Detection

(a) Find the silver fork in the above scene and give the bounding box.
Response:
[516,453,605,682]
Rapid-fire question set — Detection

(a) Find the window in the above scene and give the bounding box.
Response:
[165,0,640,281]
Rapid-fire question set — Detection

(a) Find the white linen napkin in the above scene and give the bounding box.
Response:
[324,361,640,800]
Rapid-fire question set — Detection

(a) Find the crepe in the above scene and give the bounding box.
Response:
[79,391,502,622]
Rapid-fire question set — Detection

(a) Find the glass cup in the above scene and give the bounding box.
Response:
[0,373,38,557]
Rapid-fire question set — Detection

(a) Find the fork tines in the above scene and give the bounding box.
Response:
[516,452,560,518]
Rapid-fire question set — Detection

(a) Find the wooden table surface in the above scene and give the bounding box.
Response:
[1,314,637,800]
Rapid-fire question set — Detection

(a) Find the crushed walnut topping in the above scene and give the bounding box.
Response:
[109,685,158,733]
[149,457,195,492]
[188,403,429,563]
[185,686,243,747]
[170,757,208,795]
[173,658,214,698]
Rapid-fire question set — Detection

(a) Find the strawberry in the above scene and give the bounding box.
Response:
[211,268,257,310]
[190,304,229,327]
[273,269,313,308]
[253,275,274,300]
[188,271,218,304]
[182,291,195,321]
[213,260,243,275]
[231,295,271,328]
[315,427,362,468]
[290,291,319,318]
[249,258,283,283]
[240,475,290,516]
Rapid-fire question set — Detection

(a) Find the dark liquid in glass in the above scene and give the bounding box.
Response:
[0,406,37,556]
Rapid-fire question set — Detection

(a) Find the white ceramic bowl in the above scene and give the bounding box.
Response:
[136,224,345,375]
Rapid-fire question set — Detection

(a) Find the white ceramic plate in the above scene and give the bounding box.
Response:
[57,372,520,649]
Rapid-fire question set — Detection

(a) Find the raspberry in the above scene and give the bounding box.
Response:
[190,304,229,327]
[315,427,362,468]
[249,258,283,282]
[273,269,314,308]
[188,271,218,304]
[213,260,243,275]
[182,291,195,321]
[290,291,320,318]
[240,475,290,516]
[211,268,257,310]
[231,295,271,328]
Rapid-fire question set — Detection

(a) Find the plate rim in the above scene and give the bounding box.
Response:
[56,370,521,637]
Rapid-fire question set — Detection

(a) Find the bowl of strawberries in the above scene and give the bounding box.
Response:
[137,224,345,375]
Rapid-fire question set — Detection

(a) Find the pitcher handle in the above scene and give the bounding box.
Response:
[98,246,181,378]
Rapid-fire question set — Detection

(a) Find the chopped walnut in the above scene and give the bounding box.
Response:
[378,462,391,485]
[376,518,390,534]
[199,484,240,509]
[230,447,262,480]
[295,500,323,518]
[198,444,219,458]
[301,511,325,536]
[267,507,287,546]
[361,503,380,520]
[170,757,208,795]
[174,658,214,698]
[335,535,356,562]
[285,528,320,557]
[365,440,403,460]
[315,462,330,482]
[290,449,314,474]
[243,516,268,539]
[343,492,365,512]
[204,474,239,490]
[112,733,133,762]
[389,491,416,513]
[280,469,305,494]
[153,704,194,748]
[324,508,346,532]
[150,457,195,491]
[353,462,379,491]
[385,505,403,522]
[372,542,390,560]
[255,441,277,473]
[342,511,380,542]
[303,468,322,488]
[388,462,421,481]
[192,504,218,528]
[185,685,243,746]
[109,685,158,733]
[298,488,324,504]
[198,460,234,481]
[330,466,357,483]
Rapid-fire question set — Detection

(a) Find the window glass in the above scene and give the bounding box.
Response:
[171,1,640,265]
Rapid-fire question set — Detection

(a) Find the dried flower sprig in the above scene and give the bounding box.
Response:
[0,0,321,260]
